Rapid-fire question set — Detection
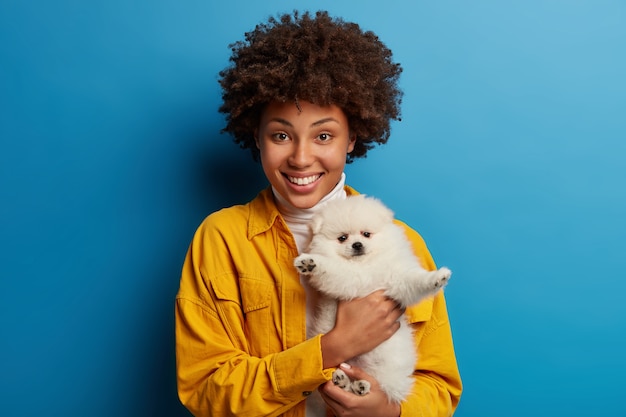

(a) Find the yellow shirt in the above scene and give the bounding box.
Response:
[175,186,462,416]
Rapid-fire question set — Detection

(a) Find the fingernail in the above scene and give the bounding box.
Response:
[339,363,351,369]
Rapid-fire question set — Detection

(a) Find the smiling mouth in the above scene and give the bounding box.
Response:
[286,174,322,186]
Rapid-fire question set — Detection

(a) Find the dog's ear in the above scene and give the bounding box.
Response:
[379,202,395,222]
[310,215,324,234]
[366,197,395,223]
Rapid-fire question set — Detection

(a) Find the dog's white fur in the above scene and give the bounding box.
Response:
[294,195,451,404]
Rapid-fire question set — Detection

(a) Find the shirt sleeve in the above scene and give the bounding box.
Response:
[175,296,330,417]
[175,228,333,417]
[397,223,463,416]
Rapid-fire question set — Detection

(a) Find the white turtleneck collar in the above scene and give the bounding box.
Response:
[272,172,347,253]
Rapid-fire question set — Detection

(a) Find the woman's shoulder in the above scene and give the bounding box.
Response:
[394,219,436,270]
[195,187,276,236]
[394,219,426,245]
[204,202,250,224]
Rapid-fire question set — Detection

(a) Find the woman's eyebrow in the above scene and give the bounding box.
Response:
[267,117,340,127]
[268,117,293,127]
[311,117,339,127]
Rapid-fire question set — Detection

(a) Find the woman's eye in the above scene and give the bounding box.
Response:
[317,133,332,141]
[272,133,289,141]
[338,234,348,243]
[361,231,371,238]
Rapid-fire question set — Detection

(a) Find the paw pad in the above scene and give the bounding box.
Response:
[296,258,316,273]
[332,369,349,389]
[434,267,451,288]
[352,380,371,396]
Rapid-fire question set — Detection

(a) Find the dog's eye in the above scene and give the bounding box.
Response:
[361,231,372,238]
[337,234,348,243]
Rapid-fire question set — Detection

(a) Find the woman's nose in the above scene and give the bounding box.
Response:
[288,139,313,167]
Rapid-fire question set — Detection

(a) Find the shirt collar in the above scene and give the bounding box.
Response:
[246,184,360,240]
[247,187,282,240]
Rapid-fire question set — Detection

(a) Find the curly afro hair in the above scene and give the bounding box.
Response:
[218,10,403,162]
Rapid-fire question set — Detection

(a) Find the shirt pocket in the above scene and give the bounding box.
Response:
[211,274,275,357]
[406,296,434,344]
[239,276,272,312]
[240,276,276,357]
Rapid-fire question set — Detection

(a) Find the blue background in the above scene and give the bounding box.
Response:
[1,1,625,416]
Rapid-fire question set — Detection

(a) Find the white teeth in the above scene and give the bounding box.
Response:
[288,175,320,185]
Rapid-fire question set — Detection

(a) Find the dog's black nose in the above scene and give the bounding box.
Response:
[352,242,363,250]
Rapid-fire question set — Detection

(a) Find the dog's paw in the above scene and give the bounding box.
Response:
[351,379,371,396]
[294,257,316,275]
[332,369,371,396]
[433,267,452,289]
[332,369,351,390]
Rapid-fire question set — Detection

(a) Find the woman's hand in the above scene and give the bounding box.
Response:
[321,290,404,368]
[319,363,401,417]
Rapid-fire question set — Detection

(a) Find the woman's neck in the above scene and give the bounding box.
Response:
[273,172,347,252]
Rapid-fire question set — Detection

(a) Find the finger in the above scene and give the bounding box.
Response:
[337,362,372,383]
[391,305,405,320]
[382,296,403,314]
[392,299,406,313]
[319,379,351,408]
[365,289,388,303]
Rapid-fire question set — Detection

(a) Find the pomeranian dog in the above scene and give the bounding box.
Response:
[294,195,451,404]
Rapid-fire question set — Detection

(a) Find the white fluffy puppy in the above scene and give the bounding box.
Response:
[294,195,451,404]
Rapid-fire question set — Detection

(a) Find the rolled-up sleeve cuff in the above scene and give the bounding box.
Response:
[272,334,334,400]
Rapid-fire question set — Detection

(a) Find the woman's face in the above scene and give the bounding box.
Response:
[256,100,356,209]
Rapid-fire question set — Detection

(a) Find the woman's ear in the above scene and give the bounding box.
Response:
[254,129,260,149]
[347,132,357,153]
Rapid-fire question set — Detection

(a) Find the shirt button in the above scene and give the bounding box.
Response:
[302,391,312,397]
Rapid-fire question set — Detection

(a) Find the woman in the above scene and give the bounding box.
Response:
[175,10,462,417]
